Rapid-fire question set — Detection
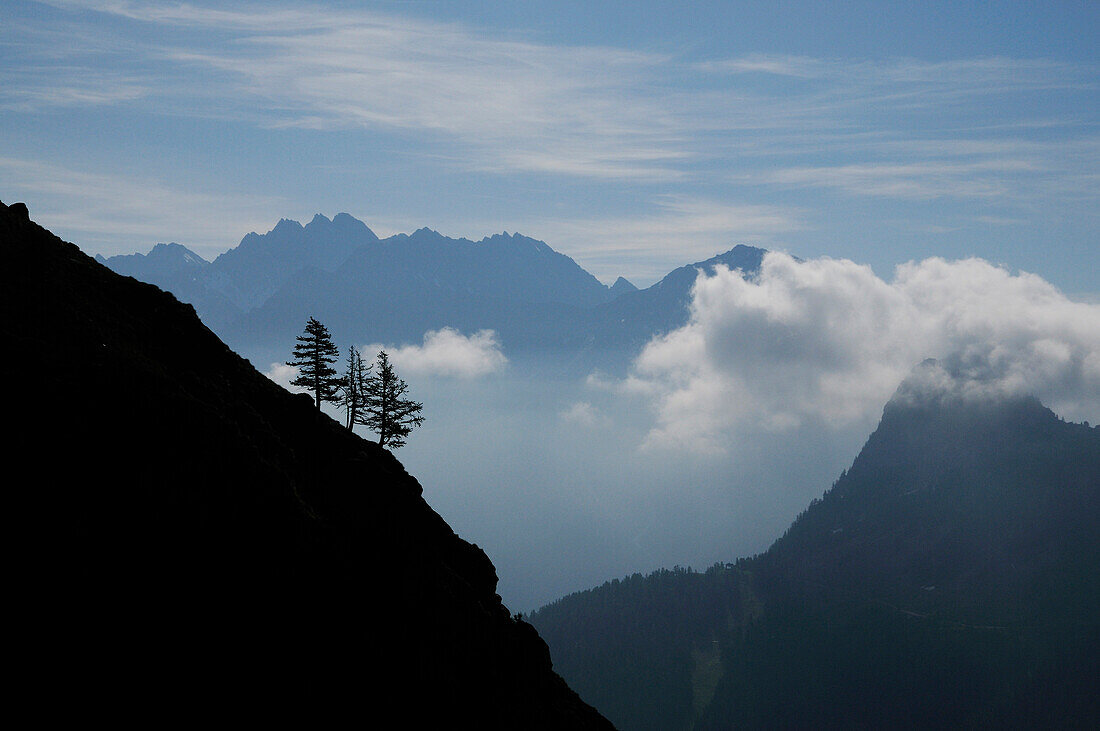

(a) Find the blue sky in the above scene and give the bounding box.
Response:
[2,0,1098,293]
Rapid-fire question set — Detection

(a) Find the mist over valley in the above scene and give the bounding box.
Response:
[101,212,1100,612]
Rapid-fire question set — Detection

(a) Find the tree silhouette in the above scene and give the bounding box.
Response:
[337,346,371,429]
[362,350,424,448]
[287,317,341,410]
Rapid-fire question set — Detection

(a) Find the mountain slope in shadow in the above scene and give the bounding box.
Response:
[2,200,612,728]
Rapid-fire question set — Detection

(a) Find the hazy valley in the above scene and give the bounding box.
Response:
[97,212,862,612]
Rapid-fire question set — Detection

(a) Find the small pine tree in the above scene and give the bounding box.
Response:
[361,350,424,448]
[287,317,342,410]
[337,346,372,429]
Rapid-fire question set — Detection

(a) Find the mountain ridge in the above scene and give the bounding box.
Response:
[100,211,768,370]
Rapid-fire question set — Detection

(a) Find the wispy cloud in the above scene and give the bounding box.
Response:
[30,1,687,181]
[755,134,1100,207]
[52,0,333,30]
[763,160,1034,199]
[538,196,802,284]
[0,74,148,111]
[17,4,1095,192]
[0,157,283,256]
[699,54,1094,94]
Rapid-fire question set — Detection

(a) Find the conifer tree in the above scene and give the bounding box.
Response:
[361,350,424,448]
[337,346,372,429]
[287,317,341,410]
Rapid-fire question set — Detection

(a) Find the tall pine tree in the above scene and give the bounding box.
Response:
[287,317,341,410]
[362,350,424,448]
[337,346,371,429]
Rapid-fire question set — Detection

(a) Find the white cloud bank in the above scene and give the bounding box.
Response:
[628,253,1100,452]
[372,328,507,379]
[265,328,505,387]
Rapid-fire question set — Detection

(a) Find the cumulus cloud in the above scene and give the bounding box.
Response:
[372,328,507,379]
[264,362,306,393]
[628,252,1100,451]
[560,401,609,428]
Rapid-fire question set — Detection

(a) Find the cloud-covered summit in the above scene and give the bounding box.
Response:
[626,252,1100,452]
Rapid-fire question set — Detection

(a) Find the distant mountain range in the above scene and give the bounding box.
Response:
[98,213,766,369]
[5,200,612,727]
[530,365,1100,729]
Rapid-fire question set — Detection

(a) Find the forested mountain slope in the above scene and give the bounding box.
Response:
[532,368,1100,729]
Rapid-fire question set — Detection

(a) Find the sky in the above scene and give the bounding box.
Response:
[2,0,1098,294]
[5,0,1098,611]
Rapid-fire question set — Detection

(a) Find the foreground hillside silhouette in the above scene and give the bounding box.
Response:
[532,366,1099,729]
[1,200,612,727]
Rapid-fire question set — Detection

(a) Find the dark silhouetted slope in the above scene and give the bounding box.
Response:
[2,200,612,728]
[532,366,1099,729]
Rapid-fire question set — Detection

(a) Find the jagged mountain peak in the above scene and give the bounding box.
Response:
[269,217,304,234]
[689,244,767,277]
[252,212,379,241]
[102,241,208,269]
[479,231,554,253]
[149,241,208,264]
[645,244,766,294]
[610,276,638,294]
[331,211,378,239]
[205,212,382,310]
